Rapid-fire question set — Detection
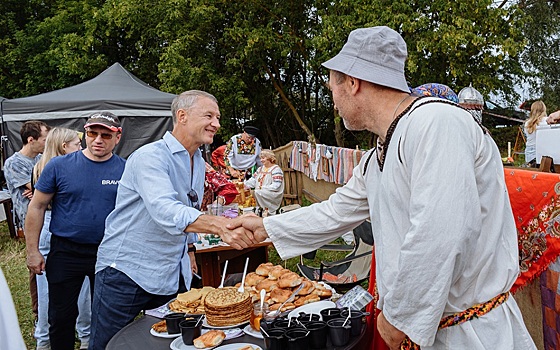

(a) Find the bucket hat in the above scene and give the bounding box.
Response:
[322,26,409,93]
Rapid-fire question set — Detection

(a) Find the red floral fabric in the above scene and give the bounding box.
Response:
[505,169,560,292]
[201,168,239,211]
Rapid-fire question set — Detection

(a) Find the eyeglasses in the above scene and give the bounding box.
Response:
[86,130,115,140]
[187,189,200,210]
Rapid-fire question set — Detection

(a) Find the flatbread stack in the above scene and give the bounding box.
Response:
[204,287,252,326]
[168,286,215,314]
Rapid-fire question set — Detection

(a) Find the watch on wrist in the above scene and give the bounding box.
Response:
[187,245,197,253]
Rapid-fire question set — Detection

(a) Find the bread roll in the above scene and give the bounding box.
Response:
[297,280,315,295]
[277,272,303,288]
[294,293,320,307]
[255,262,274,276]
[270,288,292,303]
[269,302,296,312]
[268,266,289,280]
[193,329,226,348]
[256,279,278,292]
[245,272,266,286]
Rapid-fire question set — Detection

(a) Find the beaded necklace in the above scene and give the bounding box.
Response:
[376,96,423,172]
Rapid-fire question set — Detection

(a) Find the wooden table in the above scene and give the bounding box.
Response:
[195,241,273,288]
[106,315,367,350]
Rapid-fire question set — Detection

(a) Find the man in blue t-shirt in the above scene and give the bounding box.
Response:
[25,112,126,350]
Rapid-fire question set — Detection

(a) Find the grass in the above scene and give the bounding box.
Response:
[0,222,35,349]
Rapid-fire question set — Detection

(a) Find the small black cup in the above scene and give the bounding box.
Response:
[164,312,185,334]
[306,321,328,349]
[320,307,341,322]
[271,318,288,330]
[327,318,351,347]
[179,319,202,345]
[262,328,286,350]
[285,328,310,350]
[340,309,367,336]
[296,312,321,324]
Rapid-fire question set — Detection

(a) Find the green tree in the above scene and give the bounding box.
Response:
[519,0,560,110]
[1,0,530,149]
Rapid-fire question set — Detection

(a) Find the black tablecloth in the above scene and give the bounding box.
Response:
[106,315,367,350]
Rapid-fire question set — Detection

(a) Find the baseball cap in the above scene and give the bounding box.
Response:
[322,26,409,93]
[84,112,122,132]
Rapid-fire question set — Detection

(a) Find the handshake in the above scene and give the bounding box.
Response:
[216,214,269,250]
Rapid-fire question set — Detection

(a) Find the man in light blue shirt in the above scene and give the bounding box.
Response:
[89,90,256,350]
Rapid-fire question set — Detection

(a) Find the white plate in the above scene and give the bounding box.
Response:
[208,328,244,340]
[287,300,336,321]
[214,343,262,350]
[150,327,181,339]
[169,337,217,350]
[202,318,249,329]
[242,324,263,339]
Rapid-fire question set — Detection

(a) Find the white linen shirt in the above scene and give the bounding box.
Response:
[96,132,203,295]
[264,98,535,349]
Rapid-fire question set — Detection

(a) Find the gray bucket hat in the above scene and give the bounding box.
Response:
[322,26,409,93]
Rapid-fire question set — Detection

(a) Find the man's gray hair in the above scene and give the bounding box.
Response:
[171,90,218,124]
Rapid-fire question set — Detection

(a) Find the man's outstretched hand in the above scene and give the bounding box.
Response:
[227,215,269,244]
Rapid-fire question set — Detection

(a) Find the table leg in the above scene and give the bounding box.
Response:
[2,200,17,239]
[197,252,220,287]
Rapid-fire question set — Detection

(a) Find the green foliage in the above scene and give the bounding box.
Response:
[488,125,519,155]
[519,0,560,111]
[0,0,535,149]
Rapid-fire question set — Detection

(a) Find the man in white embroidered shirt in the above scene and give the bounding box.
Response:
[228,26,536,349]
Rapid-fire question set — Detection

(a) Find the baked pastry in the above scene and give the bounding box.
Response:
[177,289,202,303]
[269,302,296,312]
[238,346,255,350]
[255,279,278,292]
[151,319,167,333]
[310,282,332,298]
[270,288,292,303]
[277,272,303,288]
[245,272,266,286]
[255,262,274,276]
[268,266,290,280]
[294,293,320,307]
[193,329,226,348]
[297,280,315,295]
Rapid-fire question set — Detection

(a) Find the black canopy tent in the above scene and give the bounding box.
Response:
[0,63,176,160]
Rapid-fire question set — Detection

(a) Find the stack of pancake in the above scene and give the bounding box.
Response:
[204,287,252,326]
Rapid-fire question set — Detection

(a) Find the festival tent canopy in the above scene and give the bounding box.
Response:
[0,63,176,159]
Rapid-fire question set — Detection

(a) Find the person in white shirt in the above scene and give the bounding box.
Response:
[228,26,536,349]
[523,100,548,166]
[224,125,262,179]
[244,149,284,214]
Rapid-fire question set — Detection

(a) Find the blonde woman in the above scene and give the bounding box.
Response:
[524,100,548,166]
[32,128,91,350]
[244,149,284,214]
